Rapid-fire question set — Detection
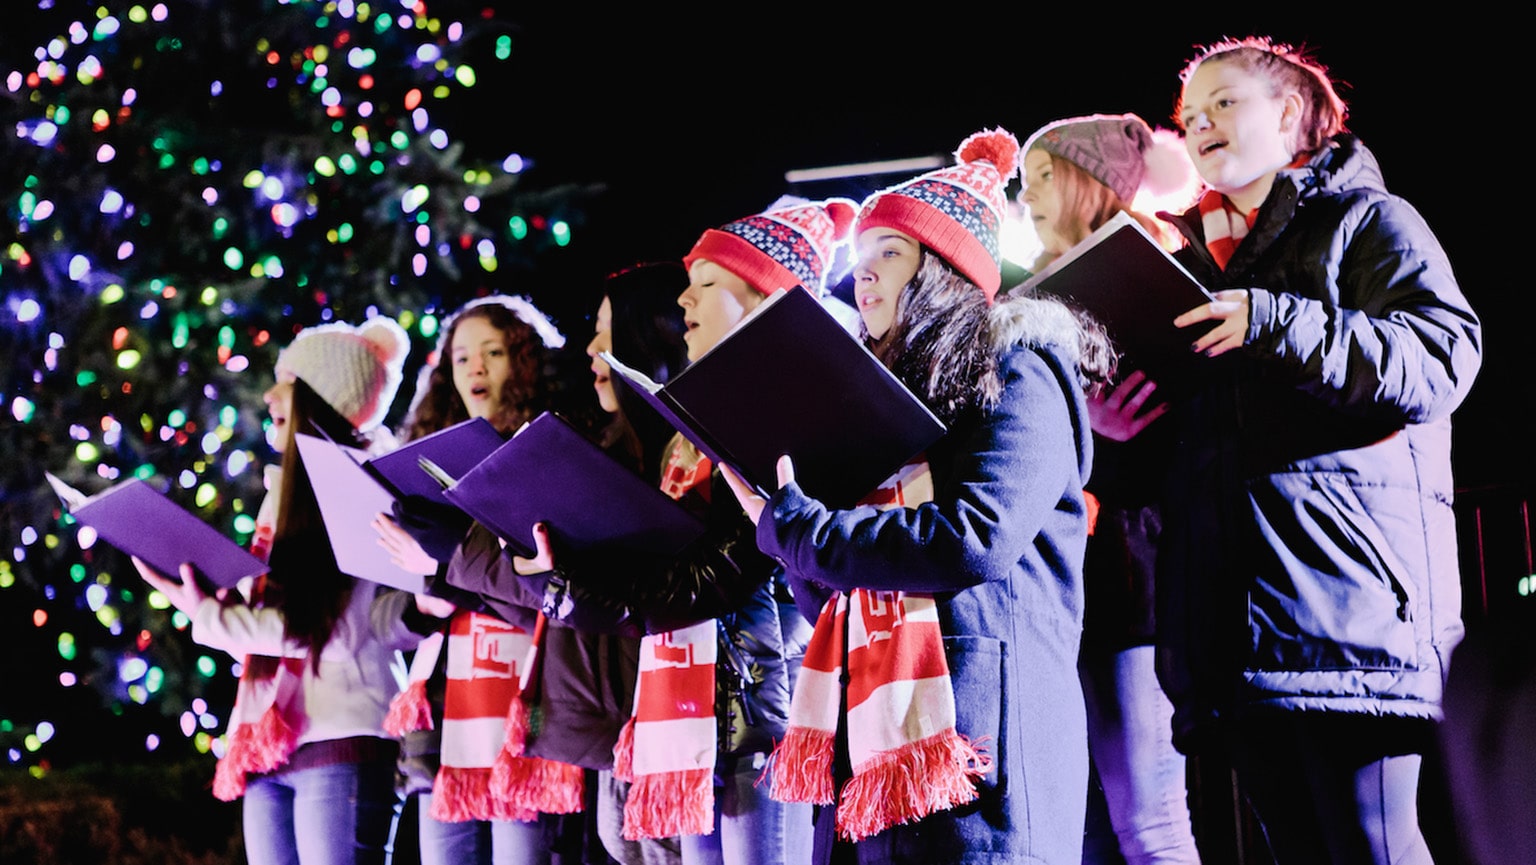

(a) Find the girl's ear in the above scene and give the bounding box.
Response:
[1278,89,1305,134]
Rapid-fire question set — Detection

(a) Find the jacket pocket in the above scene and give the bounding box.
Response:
[1248,473,1420,671]
[944,634,1005,791]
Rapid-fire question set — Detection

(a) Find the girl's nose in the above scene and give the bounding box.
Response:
[852,253,877,282]
[1188,111,1212,132]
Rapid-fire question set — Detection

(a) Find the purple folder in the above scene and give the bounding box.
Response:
[431,411,706,561]
[46,472,268,589]
[294,433,428,593]
[363,416,505,506]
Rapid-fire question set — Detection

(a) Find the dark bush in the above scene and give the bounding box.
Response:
[0,759,241,865]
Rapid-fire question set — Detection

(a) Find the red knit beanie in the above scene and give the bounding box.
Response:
[854,128,1019,302]
[683,197,858,295]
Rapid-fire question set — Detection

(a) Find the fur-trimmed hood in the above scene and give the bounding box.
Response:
[988,293,1109,389]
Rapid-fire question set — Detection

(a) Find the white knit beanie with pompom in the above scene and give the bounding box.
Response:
[275,316,411,432]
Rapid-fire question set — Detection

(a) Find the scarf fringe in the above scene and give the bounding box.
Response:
[620,767,714,840]
[429,766,539,823]
[765,726,836,804]
[502,692,531,759]
[492,751,586,814]
[211,703,299,802]
[383,679,434,737]
[834,730,992,842]
[611,716,635,783]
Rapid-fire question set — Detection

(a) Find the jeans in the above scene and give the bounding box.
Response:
[678,752,813,865]
[415,792,554,865]
[242,758,399,865]
[1080,645,1201,865]
[1229,714,1435,865]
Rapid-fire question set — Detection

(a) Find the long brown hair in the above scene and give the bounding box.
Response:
[260,377,368,672]
[595,262,690,482]
[401,295,562,441]
[865,250,1002,426]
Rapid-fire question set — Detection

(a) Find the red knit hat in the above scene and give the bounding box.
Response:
[683,197,858,295]
[854,128,1019,302]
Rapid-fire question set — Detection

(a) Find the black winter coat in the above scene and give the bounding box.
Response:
[1154,135,1482,753]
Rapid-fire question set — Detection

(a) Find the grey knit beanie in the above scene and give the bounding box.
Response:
[275,317,411,432]
[1022,113,1153,205]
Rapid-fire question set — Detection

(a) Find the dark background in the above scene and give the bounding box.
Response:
[457,10,1520,494]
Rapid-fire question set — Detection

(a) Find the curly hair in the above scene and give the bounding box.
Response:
[1176,35,1349,157]
[400,295,562,441]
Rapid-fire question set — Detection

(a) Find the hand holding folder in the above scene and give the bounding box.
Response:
[416,411,705,570]
[1015,210,1218,394]
[600,286,946,509]
[293,418,503,592]
[45,471,269,590]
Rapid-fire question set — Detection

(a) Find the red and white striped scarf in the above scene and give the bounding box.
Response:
[615,619,719,839]
[383,628,444,737]
[766,458,991,841]
[613,443,718,840]
[429,609,583,822]
[212,472,302,802]
[1196,189,1256,272]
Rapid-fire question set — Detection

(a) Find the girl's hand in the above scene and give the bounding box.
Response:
[722,455,795,526]
[1175,289,1250,357]
[1088,370,1169,442]
[373,513,440,576]
[511,522,556,575]
[414,592,458,618]
[132,557,208,617]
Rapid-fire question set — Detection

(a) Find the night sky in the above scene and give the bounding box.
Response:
[464,10,1520,492]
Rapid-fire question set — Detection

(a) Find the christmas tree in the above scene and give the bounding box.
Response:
[0,0,597,774]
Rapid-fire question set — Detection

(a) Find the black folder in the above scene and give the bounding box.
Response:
[600,286,947,509]
[1016,211,1217,391]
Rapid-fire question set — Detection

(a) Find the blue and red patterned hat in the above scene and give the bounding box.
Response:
[683,197,857,296]
[855,128,1019,302]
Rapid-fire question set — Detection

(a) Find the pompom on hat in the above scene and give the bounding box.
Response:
[1022,113,1196,209]
[683,197,858,295]
[855,128,1019,302]
[275,316,411,432]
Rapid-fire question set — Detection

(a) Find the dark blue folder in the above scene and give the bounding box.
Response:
[601,286,947,509]
[1015,211,1217,393]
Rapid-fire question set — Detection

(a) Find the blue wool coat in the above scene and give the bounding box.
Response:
[758,299,1095,865]
[1156,135,1483,752]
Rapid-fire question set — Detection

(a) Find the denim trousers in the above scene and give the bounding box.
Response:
[414,792,555,865]
[1080,644,1201,865]
[242,758,399,865]
[676,752,813,865]
[1229,713,1435,865]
